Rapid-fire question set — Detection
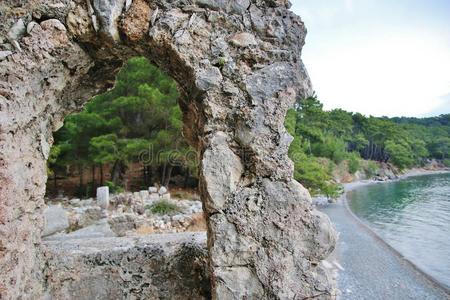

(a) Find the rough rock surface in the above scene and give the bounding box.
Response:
[42,205,70,237]
[43,233,210,299]
[0,0,337,299]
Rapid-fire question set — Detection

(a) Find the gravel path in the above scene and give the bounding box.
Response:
[320,199,450,300]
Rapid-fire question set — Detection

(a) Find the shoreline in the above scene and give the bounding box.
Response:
[339,170,450,295]
[343,168,450,192]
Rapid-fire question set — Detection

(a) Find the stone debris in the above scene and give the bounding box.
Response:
[0,51,13,61]
[229,32,257,48]
[158,186,168,195]
[43,190,205,240]
[42,205,70,237]
[7,19,26,41]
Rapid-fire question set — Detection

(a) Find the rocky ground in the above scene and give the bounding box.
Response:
[320,196,450,299]
[42,187,206,241]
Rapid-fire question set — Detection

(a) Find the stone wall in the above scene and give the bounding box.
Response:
[44,233,210,299]
[0,0,337,298]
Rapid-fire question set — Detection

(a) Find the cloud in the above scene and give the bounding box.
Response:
[303,31,450,117]
[344,0,354,12]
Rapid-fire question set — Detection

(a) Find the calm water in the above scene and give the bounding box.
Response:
[348,173,450,288]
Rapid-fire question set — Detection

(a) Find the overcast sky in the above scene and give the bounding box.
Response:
[291,0,450,117]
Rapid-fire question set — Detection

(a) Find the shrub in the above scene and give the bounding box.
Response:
[147,200,179,215]
[443,159,450,167]
[105,180,124,194]
[365,161,379,177]
[347,152,360,174]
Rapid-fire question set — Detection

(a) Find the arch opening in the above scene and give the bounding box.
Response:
[0,1,337,299]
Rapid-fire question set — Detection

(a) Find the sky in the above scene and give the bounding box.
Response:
[290,0,450,117]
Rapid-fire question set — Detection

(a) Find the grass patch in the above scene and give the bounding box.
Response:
[147,200,179,215]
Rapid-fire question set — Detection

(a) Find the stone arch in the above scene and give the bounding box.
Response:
[0,0,337,299]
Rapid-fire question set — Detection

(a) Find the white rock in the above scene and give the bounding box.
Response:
[148,186,158,193]
[125,0,133,11]
[26,21,39,34]
[149,193,160,202]
[42,205,69,237]
[0,51,13,61]
[158,186,168,195]
[139,190,149,201]
[7,19,26,41]
[96,186,109,209]
[69,198,81,206]
[80,199,94,207]
[161,193,171,201]
[321,260,333,270]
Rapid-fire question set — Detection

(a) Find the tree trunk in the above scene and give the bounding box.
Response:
[147,165,152,186]
[164,164,173,188]
[91,164,96,197]
[100,164,104,186]
[53,172,57,194]
[161,162,167,186]
[111,160,121,185]
[183,167,190,188]
[78,164,84,190]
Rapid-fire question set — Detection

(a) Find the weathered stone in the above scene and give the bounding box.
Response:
[147,193,160,204]
[229,32,257,47]
[26,21,39,34]
[158,186,168,195]
[108,213,138,236]
[0,50,12,61]
[92,0,126,42]
[45,219,116,240]
[139,190,149,201]
[69,198,80,206]
[66,5,95,40]
[195,66,223,91]
[161,193,171,201]
[96,186,110,209]
[0,1,336,298]
[43,233,210,299]
[7,18,26,41]
[202,131,243,212]
[42,205,70,237]
[120,0,151,42]
[79,206,105,227]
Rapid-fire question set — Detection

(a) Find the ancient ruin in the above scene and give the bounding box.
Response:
[0,0,337,298]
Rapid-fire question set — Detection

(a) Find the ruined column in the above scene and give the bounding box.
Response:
[0,0,337,298]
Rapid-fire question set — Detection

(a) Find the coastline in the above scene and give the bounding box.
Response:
[342,168,450,192]
[335,169,450,295]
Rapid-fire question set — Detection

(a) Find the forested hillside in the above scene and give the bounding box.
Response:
[48,58,450,198]
[286,97,450,196]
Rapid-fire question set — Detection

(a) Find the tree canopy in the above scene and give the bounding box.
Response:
[49,57,193,197]
[286,96,450,196]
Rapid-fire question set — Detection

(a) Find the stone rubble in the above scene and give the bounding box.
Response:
[44,189,205,241]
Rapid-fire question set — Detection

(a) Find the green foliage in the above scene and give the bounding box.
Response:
[105,180,124,194]
[443,159,450,167]
[50,57,195,191]
[365,161,379,177]
[347,152,361,174]
[385,140,415,169]
[286,95,449,195]
[147,200,179,215]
